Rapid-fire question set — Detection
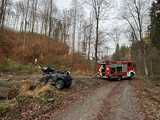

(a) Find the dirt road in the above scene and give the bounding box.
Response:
[53,79,145,120]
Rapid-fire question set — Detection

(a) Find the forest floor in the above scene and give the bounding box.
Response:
[142,79,160,120]
[0,74,159,120]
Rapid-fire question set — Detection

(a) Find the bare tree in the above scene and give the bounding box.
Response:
[71,0,78,53]
[0,0,8,28]
[42,1,50,36]
[48,0,53,37]
[123,0,150,77]
[24,0,30,32]
[16,1,25,32]
[82,20,88,56]
[86,0,110,71]
[87,13,94,60]
[62,10,72,44]
[87,24,93,60]
[77,14,83,52]
[107,27,122,47]
[38,0,57,37]
[31,0,38,33]
[79,14,94,60]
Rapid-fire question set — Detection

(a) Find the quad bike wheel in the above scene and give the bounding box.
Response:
[55,79,65,90]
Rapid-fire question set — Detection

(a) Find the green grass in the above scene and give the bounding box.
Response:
[0,100,16,114]
[0,102,11,113]
[0,59,39,74]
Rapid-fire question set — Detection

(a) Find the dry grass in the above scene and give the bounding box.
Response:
[33,85,52,97]
[19,80,33,96]
[19,80,52,97]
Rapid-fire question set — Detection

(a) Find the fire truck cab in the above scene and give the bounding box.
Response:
[97,61,136,80]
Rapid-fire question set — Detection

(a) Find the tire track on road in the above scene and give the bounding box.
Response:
[100,80,145,120]
[54,82,121,120]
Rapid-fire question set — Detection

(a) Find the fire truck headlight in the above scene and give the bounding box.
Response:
[128,71,135,78]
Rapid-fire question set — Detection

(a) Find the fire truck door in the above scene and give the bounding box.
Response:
[101,64,106,77]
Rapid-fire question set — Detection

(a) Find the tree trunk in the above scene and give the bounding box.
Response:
[88,26,92,60]
[95,17,99,71]
[48,0,53,37]
[72,12,76,53]
[143,46,149,78]
[24,0,30,32]
[150,59,153,78]
[41,20,44,34]
[1,0,7,28]
[31,0,38,33]
[0,0,7,29]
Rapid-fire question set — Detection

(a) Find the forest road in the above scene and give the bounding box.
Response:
[53,79,145,120]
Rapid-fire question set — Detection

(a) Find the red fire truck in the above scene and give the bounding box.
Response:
[97,61,136,80]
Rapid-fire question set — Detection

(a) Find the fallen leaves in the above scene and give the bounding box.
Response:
[142,80,160,120]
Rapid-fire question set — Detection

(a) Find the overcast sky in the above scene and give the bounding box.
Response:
[55,0,72,10]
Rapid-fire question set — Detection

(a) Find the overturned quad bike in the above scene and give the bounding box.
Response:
[40,66,72,90]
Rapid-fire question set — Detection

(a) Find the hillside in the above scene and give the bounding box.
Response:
[0,29,92,73]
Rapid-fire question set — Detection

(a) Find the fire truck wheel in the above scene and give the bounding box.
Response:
[118,76,122,81]
[55,79,65,90]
